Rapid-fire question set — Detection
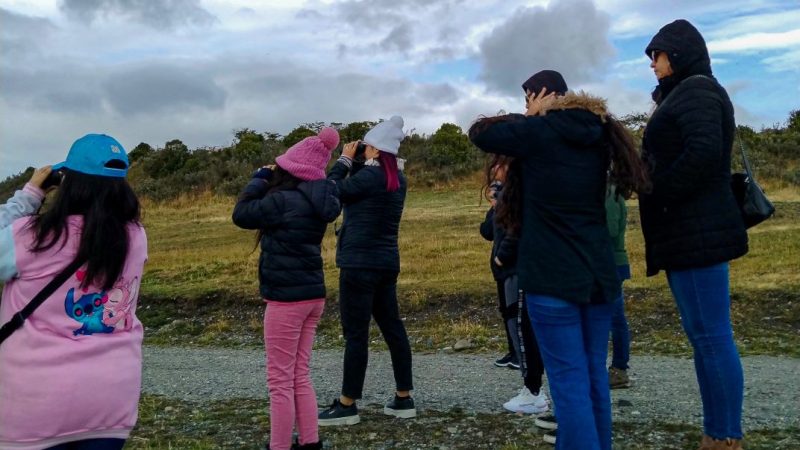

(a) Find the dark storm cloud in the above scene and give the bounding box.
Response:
[59,0,216,29]
[478,0,615,95]
[102,65,227,115]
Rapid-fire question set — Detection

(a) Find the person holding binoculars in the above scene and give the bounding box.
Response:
[0,134,147,450]
[232,127,342,450]
[318,116,416,427]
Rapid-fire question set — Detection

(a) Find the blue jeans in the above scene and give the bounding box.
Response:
[526,294,612,450]
[610,292,629,370]
[667,262,743,439]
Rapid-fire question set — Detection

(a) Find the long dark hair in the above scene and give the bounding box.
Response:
[494,158,523,235]
[481,154,513,202]
[30,169,141,291]
[239,165,302,247]
[604,115,651,199]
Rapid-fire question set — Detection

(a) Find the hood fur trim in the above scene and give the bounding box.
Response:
[541,91,609,122]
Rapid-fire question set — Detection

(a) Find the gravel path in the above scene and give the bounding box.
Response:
[143,347,799,429]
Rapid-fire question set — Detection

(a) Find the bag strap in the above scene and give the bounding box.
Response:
[0,257,86,345]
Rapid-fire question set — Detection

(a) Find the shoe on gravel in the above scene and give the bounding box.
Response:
[534,414,558,430]
[609,366,631,389]
[318,399,360,426]
[384,395,417,419]
[494,352,518,368]
[503,387,549,414]
[543,430,557,445]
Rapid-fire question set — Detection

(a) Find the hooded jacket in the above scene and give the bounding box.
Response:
[470,93,620,305]
[639,19,748,275]
[232,178,341,301]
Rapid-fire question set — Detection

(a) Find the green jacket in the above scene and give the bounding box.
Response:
[605,186,629,267]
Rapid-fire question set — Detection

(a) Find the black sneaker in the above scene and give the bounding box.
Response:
[384,395,417,419]
[291,441,323,450]
[318,399,360,426]
[534,414,558,430]
[542,430,557,445]
[494,352,519,369]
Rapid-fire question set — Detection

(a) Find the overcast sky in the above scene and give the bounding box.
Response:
[1,0,798,178]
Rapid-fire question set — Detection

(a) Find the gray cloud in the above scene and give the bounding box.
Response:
[380,23,414,54]
[59,0,216,29]
[0,7,56,60]
[102,65,227,115]
[478,0,615,95]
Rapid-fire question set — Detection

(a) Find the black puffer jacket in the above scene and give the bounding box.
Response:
[470,93,620,305]
[639,19,748,276]
[232,178,341,301]
[327,160,406,271]
[479,195,518,281]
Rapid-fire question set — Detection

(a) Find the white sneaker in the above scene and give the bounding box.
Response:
[503,387,549,414]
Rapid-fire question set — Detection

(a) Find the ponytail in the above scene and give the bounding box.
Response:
[380,151,400,192]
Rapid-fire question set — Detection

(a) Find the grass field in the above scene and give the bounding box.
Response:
[136,181,800,357]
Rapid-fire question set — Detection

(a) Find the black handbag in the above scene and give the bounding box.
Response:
[730,136,775,229]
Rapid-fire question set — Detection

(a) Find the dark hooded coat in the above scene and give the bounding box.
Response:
[639,19,748,276]
[469,93,620,305]
[232,178,342,301]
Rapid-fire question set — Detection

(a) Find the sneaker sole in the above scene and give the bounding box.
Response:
[503,402,549,415]
[534,418,558,430]
[610,381,631,389]
[542,433,557,445]
[507,363,520,370]
[493,362,512,368]
[318,415,361,427]
[383,407,417,419]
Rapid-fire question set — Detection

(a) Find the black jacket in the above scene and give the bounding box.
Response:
[232,178,341,301]
[479,201,518,281]
[640,19,748,275]
[327,160,407,271]
[469,94,620,305]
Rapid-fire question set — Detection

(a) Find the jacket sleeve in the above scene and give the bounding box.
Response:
[0,225,18,281]
[327,161,382,204]
[479,208,495,241]
[231,179,286,230]
[650,81,725,202]
[495,231,519,267]
[0,183,44,229]
[469,114,545,158]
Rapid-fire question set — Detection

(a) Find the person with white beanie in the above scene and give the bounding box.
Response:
[318,116,416,426]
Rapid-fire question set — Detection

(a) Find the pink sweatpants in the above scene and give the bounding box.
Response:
[264,299,325,450]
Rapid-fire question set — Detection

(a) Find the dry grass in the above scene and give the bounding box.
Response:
[137,187,800,356]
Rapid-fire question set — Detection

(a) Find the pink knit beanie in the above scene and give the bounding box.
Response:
[276,127,340,181]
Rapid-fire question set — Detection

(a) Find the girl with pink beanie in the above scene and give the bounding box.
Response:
[232,127,342,450]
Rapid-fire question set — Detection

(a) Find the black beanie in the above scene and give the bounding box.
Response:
[521,70,569,96]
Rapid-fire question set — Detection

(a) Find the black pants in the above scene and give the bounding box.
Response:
[496,280,516,356]
[339,268,414,399]
[517,292,545,394]
[46,439,126,450]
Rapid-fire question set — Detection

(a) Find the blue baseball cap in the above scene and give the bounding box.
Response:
[52,134,129,178]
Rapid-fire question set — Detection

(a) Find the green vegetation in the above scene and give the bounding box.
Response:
[130,395,799,449]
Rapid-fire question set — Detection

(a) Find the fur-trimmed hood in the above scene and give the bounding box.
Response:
[539,91,609,146]
[540,91,609,122]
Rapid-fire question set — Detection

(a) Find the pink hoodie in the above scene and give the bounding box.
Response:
[0,213,147,449]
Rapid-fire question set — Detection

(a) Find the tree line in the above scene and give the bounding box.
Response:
[1,111,798,202]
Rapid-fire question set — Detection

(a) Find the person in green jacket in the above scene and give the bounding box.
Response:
[606,184,632,389]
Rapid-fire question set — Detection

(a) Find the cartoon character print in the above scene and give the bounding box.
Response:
[64,271,139,336]
[102,276,139,331]
[65,288,114,336]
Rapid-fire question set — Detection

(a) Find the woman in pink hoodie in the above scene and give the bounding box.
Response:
[0,134,147,450]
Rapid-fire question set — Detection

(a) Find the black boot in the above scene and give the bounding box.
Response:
[292,441,323,449]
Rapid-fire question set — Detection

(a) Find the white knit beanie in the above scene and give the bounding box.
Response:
[363,115,404,155]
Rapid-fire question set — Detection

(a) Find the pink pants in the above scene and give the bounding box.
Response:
[264,299,325,450]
